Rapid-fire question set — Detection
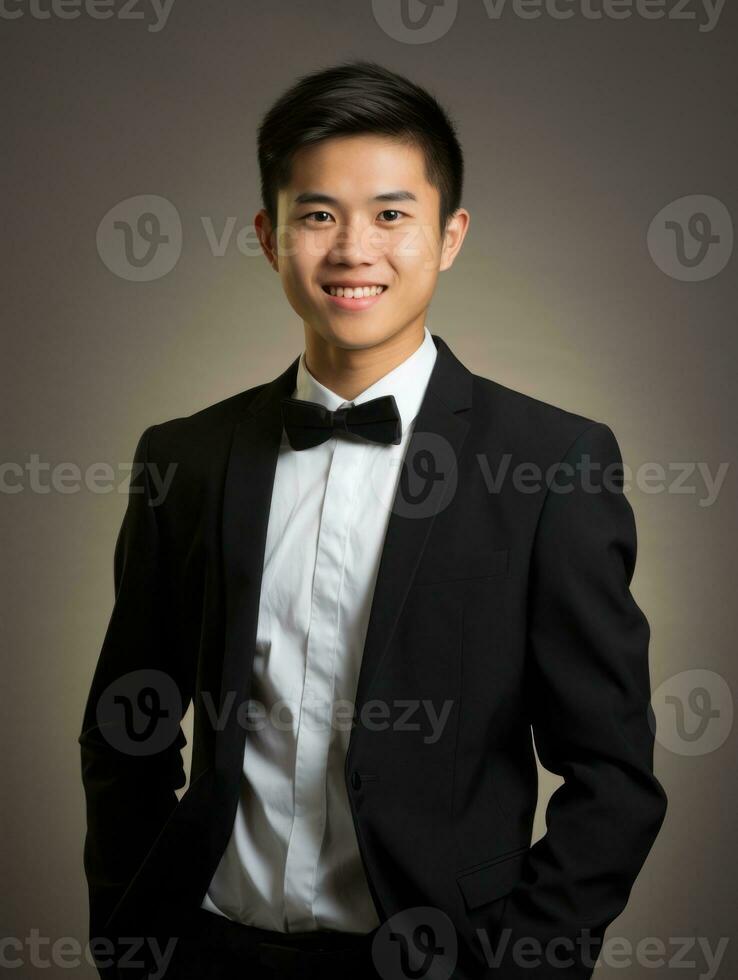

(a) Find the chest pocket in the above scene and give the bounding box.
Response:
[456,843,528,910]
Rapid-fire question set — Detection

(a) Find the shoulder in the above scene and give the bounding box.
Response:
[143,382,270,455]
[469,372,617,464]
[121,382,273,493]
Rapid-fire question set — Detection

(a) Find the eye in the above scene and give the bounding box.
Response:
[302,209,408,224]
[303,211,334,223]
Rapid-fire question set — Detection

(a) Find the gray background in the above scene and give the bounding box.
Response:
[3,1,736,976]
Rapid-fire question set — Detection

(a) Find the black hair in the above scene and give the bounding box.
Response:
[257,60,464,237]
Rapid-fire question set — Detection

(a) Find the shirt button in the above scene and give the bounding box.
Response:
[350,770,362,791]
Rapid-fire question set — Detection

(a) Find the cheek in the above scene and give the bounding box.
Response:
[282,256,315,294]
[278,225,320,268]
[389,227,440,279]
[399,258,439,299]
[278,269,313,316]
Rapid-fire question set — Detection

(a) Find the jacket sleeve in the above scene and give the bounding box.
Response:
[487,422,668,979]
[77,424,190,978]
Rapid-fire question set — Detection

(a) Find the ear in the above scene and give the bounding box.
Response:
[254,208,279,272]
[439,208,471,273]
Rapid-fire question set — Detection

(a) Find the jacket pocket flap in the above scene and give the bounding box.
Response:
[456,845,529,910]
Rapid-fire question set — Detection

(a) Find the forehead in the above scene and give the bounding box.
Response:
[281,134,435,203]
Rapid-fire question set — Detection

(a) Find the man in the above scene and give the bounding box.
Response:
[79,60,668,980]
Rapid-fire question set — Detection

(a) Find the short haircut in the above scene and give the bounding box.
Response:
[257,60,464,237]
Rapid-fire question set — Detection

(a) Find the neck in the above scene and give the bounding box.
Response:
[303,320,426,401]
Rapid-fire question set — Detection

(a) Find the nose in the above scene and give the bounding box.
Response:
[325,218,384,266]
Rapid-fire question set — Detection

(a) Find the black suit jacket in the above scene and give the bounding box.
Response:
[78,333,667,979]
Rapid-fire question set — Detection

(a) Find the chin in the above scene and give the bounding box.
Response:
[317,318,394,350]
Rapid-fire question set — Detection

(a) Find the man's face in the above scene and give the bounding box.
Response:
[259,134,466,350]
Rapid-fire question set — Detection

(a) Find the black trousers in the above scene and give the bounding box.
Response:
[155,908,381,980]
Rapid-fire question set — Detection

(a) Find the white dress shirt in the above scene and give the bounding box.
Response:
[201,325,438,932]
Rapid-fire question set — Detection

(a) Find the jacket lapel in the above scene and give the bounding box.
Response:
[347,335,472,760]
[217,334,473,777]
[216,356,299,774]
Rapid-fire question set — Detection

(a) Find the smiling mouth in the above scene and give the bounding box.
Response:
[321,284,388,297]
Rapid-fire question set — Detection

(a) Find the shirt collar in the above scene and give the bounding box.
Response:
[293,325,437,436]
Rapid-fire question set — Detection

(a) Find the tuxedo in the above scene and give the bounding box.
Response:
[78,332,667,980]
[201,326,438,929]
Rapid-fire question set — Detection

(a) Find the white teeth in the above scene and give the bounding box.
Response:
[326,285,385,298]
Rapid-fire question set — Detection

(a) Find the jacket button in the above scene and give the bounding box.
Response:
[351,771,362,790]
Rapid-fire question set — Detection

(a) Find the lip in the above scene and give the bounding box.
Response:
[321,281,387,289]
[321,283,389,312]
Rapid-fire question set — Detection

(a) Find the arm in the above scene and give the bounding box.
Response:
[488,422,668,979]
[77,424,189,978]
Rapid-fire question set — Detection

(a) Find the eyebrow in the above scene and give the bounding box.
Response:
[292,190,418,206]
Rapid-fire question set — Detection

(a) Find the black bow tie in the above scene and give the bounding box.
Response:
[281,394,402,451]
